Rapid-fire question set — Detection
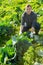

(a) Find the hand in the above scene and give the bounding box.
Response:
[31,27,35,32]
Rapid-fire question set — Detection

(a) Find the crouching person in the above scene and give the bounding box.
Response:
[20,4,40,35]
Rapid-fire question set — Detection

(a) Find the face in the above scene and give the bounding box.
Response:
[25,6,32,15]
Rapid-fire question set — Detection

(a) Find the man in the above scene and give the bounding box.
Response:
[20,4,40,35]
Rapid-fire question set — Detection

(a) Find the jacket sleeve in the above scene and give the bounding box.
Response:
[32,14,37,27]
[21,14,25,26]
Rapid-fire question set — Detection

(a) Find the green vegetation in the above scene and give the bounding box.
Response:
[0,0,43,65]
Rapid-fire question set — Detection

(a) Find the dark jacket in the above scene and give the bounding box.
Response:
[21,11,37,28]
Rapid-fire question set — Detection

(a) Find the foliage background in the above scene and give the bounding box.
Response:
[0,0,43,45]
[0,0,43,65]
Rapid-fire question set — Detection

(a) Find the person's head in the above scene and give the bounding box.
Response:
[25,4,32,15]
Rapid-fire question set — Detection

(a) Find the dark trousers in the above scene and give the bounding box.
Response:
[22,22,40,35]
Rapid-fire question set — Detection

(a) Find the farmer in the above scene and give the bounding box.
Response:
[20,4,40,35]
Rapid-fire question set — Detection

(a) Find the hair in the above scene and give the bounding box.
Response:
[26,4,31,8]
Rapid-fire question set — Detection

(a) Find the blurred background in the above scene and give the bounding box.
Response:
[0,0,43,65]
